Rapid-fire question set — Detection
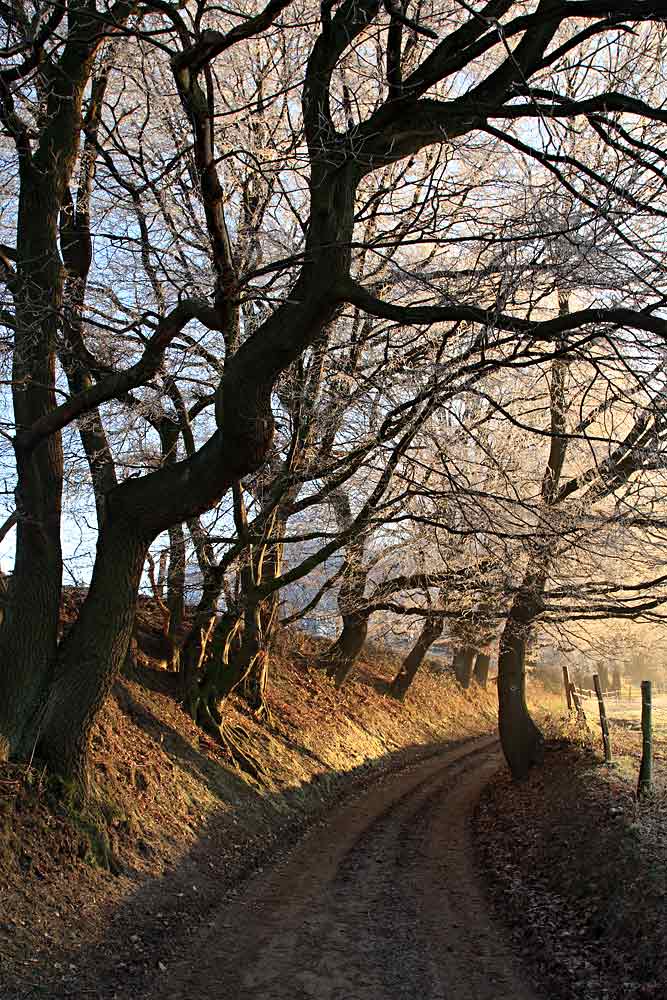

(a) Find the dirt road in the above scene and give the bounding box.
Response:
[157,736,537,1000]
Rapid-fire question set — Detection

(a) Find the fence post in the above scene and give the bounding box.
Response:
[563,664,573,711]
[593,673,613,763]
[637,680,653,799]
[569,682,586,722]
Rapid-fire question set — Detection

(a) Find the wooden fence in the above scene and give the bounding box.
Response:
[561,669,657,796]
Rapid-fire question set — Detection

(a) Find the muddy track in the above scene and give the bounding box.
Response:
[156,735,536,1000]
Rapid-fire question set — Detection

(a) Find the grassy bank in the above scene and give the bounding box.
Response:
[0,634,496,997]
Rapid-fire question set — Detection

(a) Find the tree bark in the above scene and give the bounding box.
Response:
[0,6,128,765]
[327,607,369,689]
[37,518,148,783]
[187,610,243,733]
[183,505,286,727]
[453,646,476,689]
[497,340,569,779]
[179,579,221,696]
[389,615,443,699]
[0,164,66,760]
[473,652,491,688]
[240,526,284,716]
[322,490,370,688]
[497,582,544,781]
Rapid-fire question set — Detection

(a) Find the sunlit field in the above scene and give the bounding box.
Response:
[528,675,667,796]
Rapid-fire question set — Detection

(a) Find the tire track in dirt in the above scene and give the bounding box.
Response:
[157,735,537,1000]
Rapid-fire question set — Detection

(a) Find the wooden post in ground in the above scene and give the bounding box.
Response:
[562,664,573,711]
[637,680,653,799]
[593,673,613,763]
[569,682,586,722]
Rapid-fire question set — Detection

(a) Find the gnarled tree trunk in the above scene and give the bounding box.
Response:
[326,610,369,688]
[497,579,545,781]
[187,610,243,732]
[37,519,148,783]
[473,652,491,688]
[240,531,283,717]
[0,3,129,769]
[497,338,570,780]
[180,570,223,705]
[389,614,443,700]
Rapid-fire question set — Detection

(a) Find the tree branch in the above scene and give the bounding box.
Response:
[339,276,667,343]
[171,0,295,76]
[15,300,224,453]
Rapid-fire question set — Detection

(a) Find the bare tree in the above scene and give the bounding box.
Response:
[2,0,667,785]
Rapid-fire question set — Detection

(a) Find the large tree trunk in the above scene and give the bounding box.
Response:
[238,608,268,713]
[240,531,283,717]
[327,606,369,689]
[0,11,124,765]
[37,518,148,783]
[187,610,242,732]
[179,513,226,703]
[497,583,545,781]
[180,572,224,707]
[498,341,570,779]
[0,174,66,760]
[473,652,491,688]
[389,615,443,700]
[184,508,285,729]
[322,491,369,688]
[453,646,476,689]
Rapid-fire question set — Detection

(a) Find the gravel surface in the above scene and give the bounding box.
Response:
[153,735,534,1000]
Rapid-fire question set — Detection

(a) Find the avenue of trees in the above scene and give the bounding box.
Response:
[2,0,667,784]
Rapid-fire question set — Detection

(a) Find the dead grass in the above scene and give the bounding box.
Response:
[0,629,496,997]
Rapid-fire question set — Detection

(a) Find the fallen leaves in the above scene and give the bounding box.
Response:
[475,738,667,1000]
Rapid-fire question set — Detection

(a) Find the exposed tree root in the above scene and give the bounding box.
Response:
[219,722,268,786]
[251,698,273,726]
[191,693,268,785]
